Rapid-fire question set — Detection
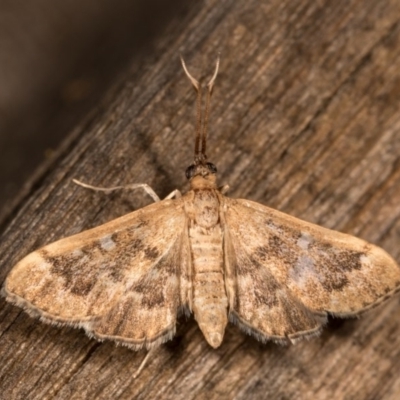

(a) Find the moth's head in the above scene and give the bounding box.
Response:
[186,160,218,189]
[185,161,217,180]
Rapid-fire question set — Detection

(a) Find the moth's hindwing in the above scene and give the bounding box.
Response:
[4,198,190,350]
[223,198,400,342]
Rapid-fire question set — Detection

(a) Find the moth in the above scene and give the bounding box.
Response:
[3,57,400,375]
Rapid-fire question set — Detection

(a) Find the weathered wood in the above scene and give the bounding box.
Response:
[1,0,400,398]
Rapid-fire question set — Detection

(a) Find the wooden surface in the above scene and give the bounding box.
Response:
[0,0,189,213]
[1,0,400,399]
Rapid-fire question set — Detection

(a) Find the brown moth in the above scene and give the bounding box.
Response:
[3,58,400,374]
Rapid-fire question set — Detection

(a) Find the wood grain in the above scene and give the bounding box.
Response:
[1,0,400,399]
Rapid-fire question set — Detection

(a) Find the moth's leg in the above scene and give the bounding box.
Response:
[133,348,157,379]
[219,185,230,195]
[72,179,161,202]
[164,189,182,200]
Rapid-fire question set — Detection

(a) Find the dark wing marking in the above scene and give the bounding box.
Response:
[4,198,190,350]
[223,197,400,342]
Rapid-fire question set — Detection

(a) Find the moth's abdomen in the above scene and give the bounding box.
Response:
[190,224,228,348]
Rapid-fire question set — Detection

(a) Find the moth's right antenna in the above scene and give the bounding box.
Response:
[201,55,220,160]
[181,56,202,163]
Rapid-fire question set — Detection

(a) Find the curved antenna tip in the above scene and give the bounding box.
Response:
[207,55,220,92]
[180,55,200,91]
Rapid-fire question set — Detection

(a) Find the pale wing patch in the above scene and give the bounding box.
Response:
[223,197,400,341]
[99,234,116,251]
[4,199,190,349]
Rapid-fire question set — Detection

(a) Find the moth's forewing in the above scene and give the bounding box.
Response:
[4,199,190,350]
[223,197,400,341]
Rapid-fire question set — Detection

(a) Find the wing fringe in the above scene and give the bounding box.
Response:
[229,310,327,345]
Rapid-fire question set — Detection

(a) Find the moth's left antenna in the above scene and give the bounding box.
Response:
[181,56,202,163]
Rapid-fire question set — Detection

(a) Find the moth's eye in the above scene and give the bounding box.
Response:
[185,164,196,180]
[206,162,217,174]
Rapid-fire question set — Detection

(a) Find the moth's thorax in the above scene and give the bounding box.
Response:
[184,188,220,229]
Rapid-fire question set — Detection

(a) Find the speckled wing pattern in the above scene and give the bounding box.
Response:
[223,198,400,343]
[4,198,190,350]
